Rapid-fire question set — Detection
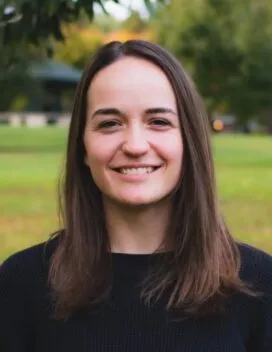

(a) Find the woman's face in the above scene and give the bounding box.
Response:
[84,57,183,208]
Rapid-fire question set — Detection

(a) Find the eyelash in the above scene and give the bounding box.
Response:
[149,118,171,127]
[96,118,171,130]
[97,120,120,129]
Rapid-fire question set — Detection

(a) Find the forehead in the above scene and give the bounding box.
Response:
[87,57,177,109]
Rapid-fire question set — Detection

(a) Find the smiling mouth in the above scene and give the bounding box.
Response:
[114,166,162,175]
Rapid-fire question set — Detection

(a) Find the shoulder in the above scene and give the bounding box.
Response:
[0,236,59,349]
[238,242,272,293]
[0,235,59,289]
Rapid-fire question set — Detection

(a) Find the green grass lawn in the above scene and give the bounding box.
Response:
[0,127,271,260]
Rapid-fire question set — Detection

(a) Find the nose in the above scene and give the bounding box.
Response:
[122,125,149,156]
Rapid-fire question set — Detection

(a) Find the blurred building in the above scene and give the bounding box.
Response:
[28,59,82,114]
[0,60,81,126]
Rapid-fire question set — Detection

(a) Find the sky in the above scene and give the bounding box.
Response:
[94,0,149,20]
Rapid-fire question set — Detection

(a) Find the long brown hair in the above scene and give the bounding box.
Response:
[49,40,254,319]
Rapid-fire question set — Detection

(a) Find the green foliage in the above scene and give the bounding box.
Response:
[122,11,148,33]
[93,14,121,33]
[0,0,165,45]
[9,96,29,112]
[0,56,44,111]
[0,0,165,111]
[53,24,103,69]
[0,30,49,110]
[154,0,272,125]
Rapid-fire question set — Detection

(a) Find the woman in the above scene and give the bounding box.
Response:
[0,40,271,351]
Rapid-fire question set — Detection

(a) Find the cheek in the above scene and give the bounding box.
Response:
[158,134,183,166]
[84,131,123,164]
[85,148,105,170]
[84,138,115,171]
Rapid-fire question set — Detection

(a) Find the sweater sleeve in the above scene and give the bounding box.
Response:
[261,296,272,351]
[0,255,35,352]
[239,244,272,351]
[252,250,272,351]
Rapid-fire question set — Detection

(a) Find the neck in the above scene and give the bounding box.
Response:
[103,198,172,254]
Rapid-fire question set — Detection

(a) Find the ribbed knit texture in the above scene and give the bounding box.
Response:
[0,238,272,351]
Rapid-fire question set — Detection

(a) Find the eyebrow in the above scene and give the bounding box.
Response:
[145,107,177,115]
[91,107,177,119]
[91,108,124,119]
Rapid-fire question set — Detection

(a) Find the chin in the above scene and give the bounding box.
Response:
[115,194,167,208]
[118,202,156,211]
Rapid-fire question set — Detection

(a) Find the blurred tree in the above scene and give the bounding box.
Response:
[105,28,153,43]
[53,24,103,69]
[0,60,44,111]
[0,0,165,46]
[0,41,46,111]
[0,0,165,111]
[0,0,166,75]
[122,10,148,33]
[93,13,120,33]
[154,0,272,130]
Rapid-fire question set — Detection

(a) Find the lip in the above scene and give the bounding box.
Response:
[111,164,163,169]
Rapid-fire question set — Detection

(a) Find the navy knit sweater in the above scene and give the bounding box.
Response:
[0,238,272,352]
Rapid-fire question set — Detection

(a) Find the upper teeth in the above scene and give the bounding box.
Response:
[120,167,154,174]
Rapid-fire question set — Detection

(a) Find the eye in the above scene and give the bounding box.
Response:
[149,118,171,127]
[97,120,121,130]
